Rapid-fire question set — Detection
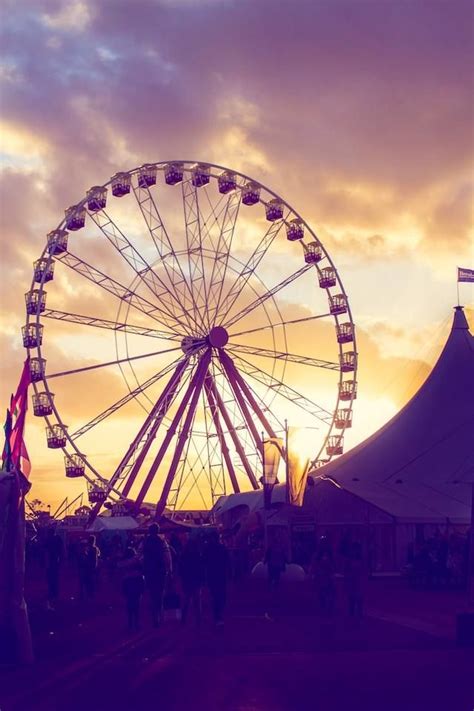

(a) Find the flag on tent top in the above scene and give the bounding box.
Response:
[458,267,474,283]
[6,359,32,479]
[286,427,310,507]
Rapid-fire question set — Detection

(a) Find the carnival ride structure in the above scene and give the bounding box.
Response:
[23,161,357,521]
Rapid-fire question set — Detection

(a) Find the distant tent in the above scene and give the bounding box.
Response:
[214,306,474,571]
[314,305,474,524]
[88,515,138,532]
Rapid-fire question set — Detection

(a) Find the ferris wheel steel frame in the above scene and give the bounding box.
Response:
[24,160,358,519]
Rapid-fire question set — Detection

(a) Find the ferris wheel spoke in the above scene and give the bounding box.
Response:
[223,264,312,330]
[115,358,191,499]
[200,379,227,501]
[168,406,209,512]
[204,190,242,325]
[42,309,182,342]
[182,179,210,331]
[70,355,184,441]
[88,357,191,520]
[55,251,184,336]
[231,353,333,424]
[227,344,339,371]
[229,312,333,339]
[217,349,278,440]
[132,184,204,334]
[90,210,193,334]
[204,371,259,490]
[47,345,182,379]
[216,215,288,326]
[203,378,239,494]
[133,350,211,514]
[217,354,264,456]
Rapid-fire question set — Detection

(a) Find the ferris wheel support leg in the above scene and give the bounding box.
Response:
[205,371,259,490]
[121,359,189,498]
[204,375,240,494]
[218,351,264,456]
[133,351,211,515]
[219,350,278,440]
[87,359,189,524]
[154,351,212,519]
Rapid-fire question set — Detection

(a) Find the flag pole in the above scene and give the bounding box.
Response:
[262,430,268,558]
[457,267,460,307]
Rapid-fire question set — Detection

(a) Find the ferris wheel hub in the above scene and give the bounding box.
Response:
[180,335,206,354]
[207,326,229,348]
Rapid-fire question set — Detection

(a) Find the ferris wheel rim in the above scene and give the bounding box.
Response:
[24,159,358,510]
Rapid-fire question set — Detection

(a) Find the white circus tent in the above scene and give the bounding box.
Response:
[214,306,474,570]
[314,305,474,524]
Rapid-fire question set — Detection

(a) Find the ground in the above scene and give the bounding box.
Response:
[1,569,473,711]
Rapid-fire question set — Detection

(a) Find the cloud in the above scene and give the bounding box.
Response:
[41,1,93,32]
[1,0,472,509]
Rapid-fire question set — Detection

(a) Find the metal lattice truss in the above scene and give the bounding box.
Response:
[24,161,358,520]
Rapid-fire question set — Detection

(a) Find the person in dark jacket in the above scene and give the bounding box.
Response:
[143,524,171,627]
[122,562,146,631]
[203,532,229,625]
[179,536,203,625]
[45,527,63,609]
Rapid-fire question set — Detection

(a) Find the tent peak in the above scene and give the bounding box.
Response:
[452,305,469,331]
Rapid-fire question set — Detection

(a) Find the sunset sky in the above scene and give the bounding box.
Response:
[0,0,472,512]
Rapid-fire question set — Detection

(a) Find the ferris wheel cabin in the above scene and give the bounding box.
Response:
[65,205,86,231]
[340,350,357,372]
[33,392,54,417]
[65,454,85,478]
[138,164,157,188]
[218,170,237,194]
[87,186,107,212]
[88,481,107,504]
[192,164,211,188]
[47,229,68,255]
[265,199,284,222]
[336,322,354,344]
[327,435,344,456]
[22,323,43,348]
[329,294,348,315]
[241,181,261,206]
[319,267,337,289]
[111,172,131,197]
[339,379,357,401]
[164,162,184,185]
[25,289,46,315]
[286,218,304,241]
[335,408,353,429]
[304,241,323,264]
[29,357,46,383]
[34,258,54,284]
[46,424,68,449]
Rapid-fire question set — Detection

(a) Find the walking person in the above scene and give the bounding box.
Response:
[143,523,172,627]
[311,535,336,616]
[78,535,101,599]
[122,561,146,632]
[179,536,203,626]
[204,532,229,626]
[264,536,287,591]
[45,526,63,610]
[344,541,364,617]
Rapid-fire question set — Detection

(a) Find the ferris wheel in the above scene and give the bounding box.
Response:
[23,161,357,520]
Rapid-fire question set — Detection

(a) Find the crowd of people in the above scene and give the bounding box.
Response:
[405,531,469,589]
[37,523,231,631]
[29,522,470,633]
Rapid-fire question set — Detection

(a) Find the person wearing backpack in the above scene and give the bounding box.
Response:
[143,524,172,627]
